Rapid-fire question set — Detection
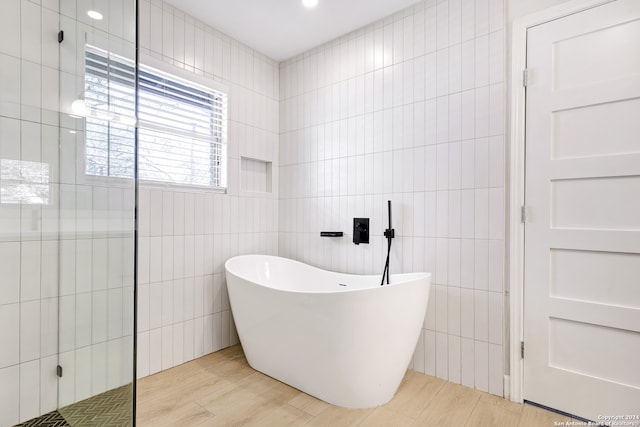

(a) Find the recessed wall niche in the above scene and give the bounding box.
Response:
[241,157,273,194]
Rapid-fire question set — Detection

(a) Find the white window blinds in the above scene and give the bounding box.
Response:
[84,47,136,179]
[84,46,228,188]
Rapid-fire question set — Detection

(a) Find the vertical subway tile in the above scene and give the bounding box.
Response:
[488,343,504,396]
[161,325,173,370]
[40,354,58,414]
[149,329,162,375]
[0,0,20,57]
[90,343,106,396]
[449,44,461,95]
[435,331,448,380]
[474,239,489,290]
[0,365,19,426]
[461,41,475,92]
[162,192,174,236]
[436,49,449,98]
[475,0,489,37]
[461,239,475,290]
[449,0,462,46]
[183,319,194,362]
[461,337,475,388]
[489,0,504,32]
[149,190,163,236]
[488,291,503,345]
[413,330,425,374]
[460,287,475,339]
[20,360,41,422]
[0,242,21,304]
[489,30,504,84]
[488,135,504,187]
[0,304,20,368]
[488,188,504,239]
[474,289,489,342]
[474,188,489,239]
[448,335,461,384]
[162,236,174,281]
[137,331,150,379]
[20,301,41,363]
[425,330,436,376]
[447,285,461,336]
[474,340,489,392]
[475,34,489,87]
[436,238,449,285]
[75,347,91,402]
[475,86,489,138]
[448,238,461,287]
[489,83,504,136]
[488,239,504,293]
[436,0,449,50]
[162,8,174,59]
[435,284,448,333]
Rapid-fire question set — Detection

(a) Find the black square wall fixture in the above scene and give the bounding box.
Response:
[353,218,369,245]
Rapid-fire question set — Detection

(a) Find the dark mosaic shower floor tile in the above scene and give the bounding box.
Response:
[14,384,132,427]
[14,411,70,427]
[58,384,133,427]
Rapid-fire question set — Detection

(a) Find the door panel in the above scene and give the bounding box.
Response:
[549,249,640,308]
[524,0,640,420]
[552,98,640,159]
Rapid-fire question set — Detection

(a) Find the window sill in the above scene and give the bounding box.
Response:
[81,174,227,194]
[137,179,227,194]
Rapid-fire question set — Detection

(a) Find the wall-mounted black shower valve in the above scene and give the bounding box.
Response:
[353,218,369,245]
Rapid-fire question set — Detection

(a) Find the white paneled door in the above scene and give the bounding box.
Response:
[524,0,640,421]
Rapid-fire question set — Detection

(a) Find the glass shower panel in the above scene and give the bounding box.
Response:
[56,1,137,425]
[0,0,65,424]
[0,1,136,425]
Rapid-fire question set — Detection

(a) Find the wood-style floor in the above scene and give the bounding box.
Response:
[137,345,570,427]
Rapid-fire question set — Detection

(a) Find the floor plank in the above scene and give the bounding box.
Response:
[465,393,523,427]
[288,393,331,417]
[412,382,482,427]
[302,406,373,427]
[358,407,415,427]
[384,370,447,419]
[137,401,215,427]
[245,404,312,427]
[518,403,572,427]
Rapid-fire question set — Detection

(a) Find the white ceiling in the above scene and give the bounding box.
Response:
[164,0,422,62]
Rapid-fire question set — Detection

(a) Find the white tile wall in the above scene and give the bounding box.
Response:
[135,0,279,379]
[278,0,505,396]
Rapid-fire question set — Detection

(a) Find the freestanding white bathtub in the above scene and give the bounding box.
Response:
[224,255,431,408]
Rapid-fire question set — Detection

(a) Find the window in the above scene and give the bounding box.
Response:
[84,46,228,188]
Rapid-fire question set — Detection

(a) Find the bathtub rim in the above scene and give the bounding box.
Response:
[225,254,430,295]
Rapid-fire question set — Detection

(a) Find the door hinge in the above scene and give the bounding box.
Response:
[58,30,64,44]
[521,205,527,224]
[56,365,63,378]
[521,341,525,359]
[522,69,529,87]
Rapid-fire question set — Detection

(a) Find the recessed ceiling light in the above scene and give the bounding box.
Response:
[87,10,103,20]
[302,0,318,8]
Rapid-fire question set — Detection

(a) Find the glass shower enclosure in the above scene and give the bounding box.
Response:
[0,1,137,425]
